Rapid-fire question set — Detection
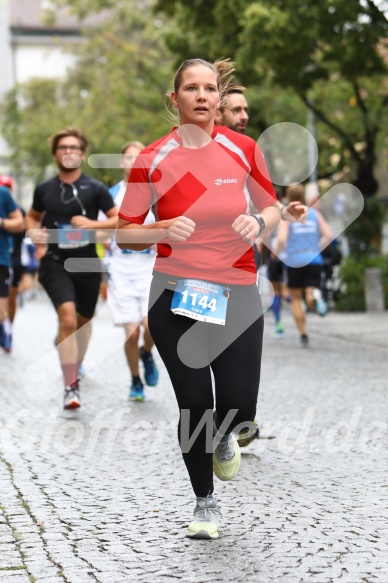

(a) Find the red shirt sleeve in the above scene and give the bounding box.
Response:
[118,155,154,224]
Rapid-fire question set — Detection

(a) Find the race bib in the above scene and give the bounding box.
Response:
[121,248,151,255]
[57,224,90,249]
[171,278,229,325]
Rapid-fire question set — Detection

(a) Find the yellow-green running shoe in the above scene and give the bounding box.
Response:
[213,433,241,481]
[186,495,221,539]
[237,420,260,448]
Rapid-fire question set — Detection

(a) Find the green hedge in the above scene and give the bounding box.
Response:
[335,255,388,312]
[345,197,386,258]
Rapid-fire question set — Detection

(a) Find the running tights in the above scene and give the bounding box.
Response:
[148,274,264,497]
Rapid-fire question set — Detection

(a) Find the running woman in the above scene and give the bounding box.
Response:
[107,141,158,401]
[116,58,280,539]
[26,128,117,409]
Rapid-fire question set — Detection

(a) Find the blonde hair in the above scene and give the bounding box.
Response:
[121,141,145,154]
[166,58,244,121]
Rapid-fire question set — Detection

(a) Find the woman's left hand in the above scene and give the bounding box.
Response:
[232,215,261,241]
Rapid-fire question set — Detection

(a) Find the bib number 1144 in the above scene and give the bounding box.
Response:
[181,290,217,311]
[170,278,229,325]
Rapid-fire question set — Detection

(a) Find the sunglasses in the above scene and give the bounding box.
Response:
[56,145,83,152]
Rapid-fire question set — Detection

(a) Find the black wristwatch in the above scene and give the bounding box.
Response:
[252,214,265,236]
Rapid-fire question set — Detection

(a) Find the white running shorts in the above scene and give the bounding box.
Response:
[107,270,152,325]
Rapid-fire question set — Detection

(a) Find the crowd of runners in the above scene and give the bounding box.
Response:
[0,57,337,541]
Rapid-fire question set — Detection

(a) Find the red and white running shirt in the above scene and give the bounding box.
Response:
[118,126,276,285]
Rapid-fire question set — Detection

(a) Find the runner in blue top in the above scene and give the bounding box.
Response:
[0,182,23,351]
[276,183,333,346]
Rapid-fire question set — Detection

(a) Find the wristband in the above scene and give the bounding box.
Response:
[252,214,265,236]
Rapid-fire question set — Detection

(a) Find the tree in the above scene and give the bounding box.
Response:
[1,80,78,182]
[0,0,174,184]
[154,0,388,197]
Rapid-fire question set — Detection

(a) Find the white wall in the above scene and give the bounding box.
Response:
[0,0,13,157]
[13,43,78,83]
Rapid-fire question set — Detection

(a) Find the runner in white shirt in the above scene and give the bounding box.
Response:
[107,141,158,401]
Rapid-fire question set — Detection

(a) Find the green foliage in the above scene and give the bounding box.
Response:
[46,0,118,20]
[0,81,79,182]
[155,0,387,87]
[345,196,386,257]
[336,254,388,312]
[0,0,174,185]
[155,0,388,194]
[1,0,387,226]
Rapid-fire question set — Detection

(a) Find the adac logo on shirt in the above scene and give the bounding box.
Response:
[214,178,238,186]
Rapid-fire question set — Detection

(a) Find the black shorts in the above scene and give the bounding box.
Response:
[286,264,322,289]
[11,263,26,288]
[38,254,101,318]
[267,258,284,283]
[0,266,12,297]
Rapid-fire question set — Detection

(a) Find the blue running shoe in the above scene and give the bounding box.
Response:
[0,325,11,352]
[316,298,328,317]
[0,323,5,349]
[3,332,12,353]
[129,378,145,401]
[313,288,328,317]
[140,346,159,386]
[272,322,284,338]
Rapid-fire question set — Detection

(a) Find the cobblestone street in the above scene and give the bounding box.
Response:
[0,292,387,582]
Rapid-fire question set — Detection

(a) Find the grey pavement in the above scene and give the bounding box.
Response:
[0,290,387,582]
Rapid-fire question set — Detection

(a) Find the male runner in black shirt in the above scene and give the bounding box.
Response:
[26,127,117,409]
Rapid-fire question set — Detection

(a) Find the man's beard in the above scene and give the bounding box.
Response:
[234,124,246,134]
[58,163,76,172]
[58,155,82,171]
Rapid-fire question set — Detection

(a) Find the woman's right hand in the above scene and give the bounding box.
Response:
[166,216,196,241]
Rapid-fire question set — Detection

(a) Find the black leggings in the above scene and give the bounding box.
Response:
[148,273,264,497]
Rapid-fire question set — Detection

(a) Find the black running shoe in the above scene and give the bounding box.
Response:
[300,334,309,347]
